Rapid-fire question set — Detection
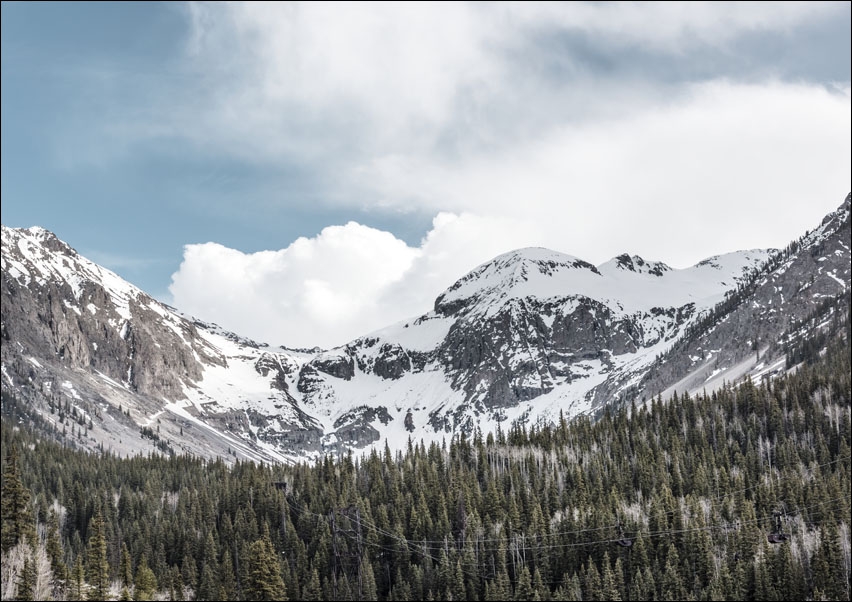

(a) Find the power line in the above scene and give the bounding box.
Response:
[281,453,850,548]
[284,493,849,557]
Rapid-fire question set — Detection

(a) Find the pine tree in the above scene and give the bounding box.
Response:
[660,543,686,600]
[119,542,133,588]
[600,551,621,601]
[169,565,185,601]
[219,551,237,601]
[514,565,534,601]
[46,508,67,583]
[583,559,602,601]
[15,556,36,601]
[244,527,287,601]
[1,445,35,552]
[132,554,157,601]
[69,556,85,602]
[197,559,220,601]
[181,553,197,595]
[301,567,322,601]
[361,555,378,601]
[812,521,846,601]
[86,510,110,601]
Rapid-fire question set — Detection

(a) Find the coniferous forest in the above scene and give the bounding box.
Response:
[1,307,850,601]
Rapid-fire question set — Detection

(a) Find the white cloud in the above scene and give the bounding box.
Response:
[353,80,851,267]
[169,222,422,348]
[502,1,843,48]
[163,3,850,349]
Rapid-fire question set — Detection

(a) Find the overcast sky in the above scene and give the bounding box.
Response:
[2,1,850,348]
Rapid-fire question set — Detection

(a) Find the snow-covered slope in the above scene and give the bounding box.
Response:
[436,247,767,318]
[295,245,772,451]
[3,193,849,461]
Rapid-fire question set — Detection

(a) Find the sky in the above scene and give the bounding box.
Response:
[2,1,850,349]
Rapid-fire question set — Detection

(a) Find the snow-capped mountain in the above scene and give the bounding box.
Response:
[295,246,771,449]
[2,193,850,462]
[1,226,319,463]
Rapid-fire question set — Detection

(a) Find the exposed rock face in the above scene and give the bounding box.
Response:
[613,254,671,276]
[313,352,356,380]
[435,295,697,411]
[1,228,222,401]
[328,406,392,447]
[3,193,849,460]
[629,193,852,403]
[1,226,320,463]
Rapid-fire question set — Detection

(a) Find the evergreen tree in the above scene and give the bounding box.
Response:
[662,541,690,600]
[119,542,133,588]
[68,556,85,602]
[812,521,846,601]
[169,565,185,601]
[85,510,110,601]
[302,567,322,601]
[197,560,220,601]
[133,554,158,601]
[600,551,621,601]
[46,508,67,583]
[1,445,35,552]
[244,527,287,601]
[514,565,533,601]
[219,551,237,601]
[15,556,36,601]
[361,555,378,601]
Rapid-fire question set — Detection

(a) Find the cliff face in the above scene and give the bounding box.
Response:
[629,193,852,403]
[1,227,222,400]
[1,226,320,463]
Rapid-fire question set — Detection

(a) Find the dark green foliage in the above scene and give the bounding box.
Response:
[1,444,35,552]
[15,556,36,601]
[85,510,110,601]
[244,527,287,601]
[1,304,849,600]
[133,554,157,601]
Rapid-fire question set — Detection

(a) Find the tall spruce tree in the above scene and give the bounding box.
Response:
[85,509,110,601]
[133,554,158,601]
[244,526,287,601]
[1,444,35,552]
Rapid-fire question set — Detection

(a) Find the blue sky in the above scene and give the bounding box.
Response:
[2,2,850,348]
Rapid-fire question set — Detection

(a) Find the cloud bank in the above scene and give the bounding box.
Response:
[165,2,850,348]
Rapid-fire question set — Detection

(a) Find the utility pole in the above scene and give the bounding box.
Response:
[331,505,365,600]
[330,510,339,600]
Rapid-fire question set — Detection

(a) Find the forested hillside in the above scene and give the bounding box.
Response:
[1,304,849,601]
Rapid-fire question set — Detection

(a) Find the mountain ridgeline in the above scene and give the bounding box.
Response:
[1,194,850,463]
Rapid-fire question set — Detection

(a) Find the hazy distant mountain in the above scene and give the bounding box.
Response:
[2,193,849,462]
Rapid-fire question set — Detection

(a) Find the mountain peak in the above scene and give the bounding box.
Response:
[607,253,672,276]
[3,224,77,258]
[434,247,601,316]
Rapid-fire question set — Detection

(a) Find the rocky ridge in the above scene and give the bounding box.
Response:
[2,194,849,462]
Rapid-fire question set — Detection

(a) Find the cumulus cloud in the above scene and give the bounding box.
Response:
[170,222,418,348]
